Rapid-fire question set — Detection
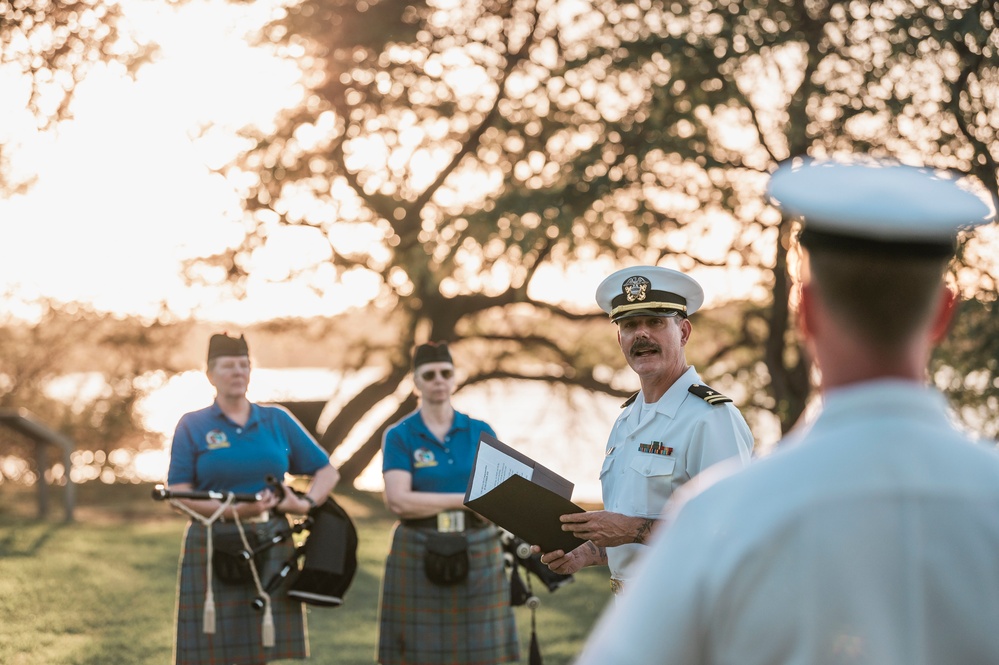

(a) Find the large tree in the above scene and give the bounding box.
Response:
[0,0,151,189]
[0,300,191,484]
[0,0,131,119]
[203,0,999,483]
[0,1,160,483]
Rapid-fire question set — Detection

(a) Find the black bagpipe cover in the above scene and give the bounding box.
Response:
[287,495,359,607]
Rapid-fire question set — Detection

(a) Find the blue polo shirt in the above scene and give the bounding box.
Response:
[382,410,495,493]
[167,402,331,493]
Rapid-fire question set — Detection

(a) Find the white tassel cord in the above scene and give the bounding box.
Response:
[172,494,235,636]
[234,513,276,647]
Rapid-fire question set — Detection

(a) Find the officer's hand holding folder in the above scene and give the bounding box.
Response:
[463,433,586,554]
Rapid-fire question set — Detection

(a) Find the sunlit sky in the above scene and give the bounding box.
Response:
[0,0,762,497]
[0,0,388,324]
[4,0,997,484]
[0,0,778,327]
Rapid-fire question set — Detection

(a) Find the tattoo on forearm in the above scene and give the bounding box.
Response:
[586,541,607,564]
[634,518,657,544]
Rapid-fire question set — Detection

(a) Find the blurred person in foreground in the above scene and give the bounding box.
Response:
[167,332,339,665]
[537,266,754,593]
[377,341,518,665]
[575,157,999,665]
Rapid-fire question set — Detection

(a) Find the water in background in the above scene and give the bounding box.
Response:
[137,367,622,504]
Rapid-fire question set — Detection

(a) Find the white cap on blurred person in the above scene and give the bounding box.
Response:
[767,156,995,257]
[596,266,705,323]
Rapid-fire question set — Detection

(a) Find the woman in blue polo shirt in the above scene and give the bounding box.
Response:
[166,332,339,665]
[377,341,518,665]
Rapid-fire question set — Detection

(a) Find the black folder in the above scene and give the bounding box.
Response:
[463,433,587,553]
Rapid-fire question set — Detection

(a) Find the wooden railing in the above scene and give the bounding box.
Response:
[0,408,76,521]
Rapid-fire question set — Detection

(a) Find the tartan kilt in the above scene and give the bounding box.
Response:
[377,523,519,665]
[174,517,308,665]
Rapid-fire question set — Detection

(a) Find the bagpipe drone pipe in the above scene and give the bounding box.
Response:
[500,529,574,665]
[152,477,358,609]
[501,528,574,605]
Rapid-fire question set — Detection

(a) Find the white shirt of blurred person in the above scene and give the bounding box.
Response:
[536,266,754,592]
[575,157,999,665]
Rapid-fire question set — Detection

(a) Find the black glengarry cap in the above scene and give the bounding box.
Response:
[208,333,249,362]
[412,341,453,370]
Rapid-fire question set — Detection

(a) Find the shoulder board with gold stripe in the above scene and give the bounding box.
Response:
[687,383,733,405]
[621,391,639,408]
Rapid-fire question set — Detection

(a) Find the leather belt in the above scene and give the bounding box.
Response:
[401,510,488,532]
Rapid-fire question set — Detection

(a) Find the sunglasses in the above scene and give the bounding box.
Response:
[419,368,454,381]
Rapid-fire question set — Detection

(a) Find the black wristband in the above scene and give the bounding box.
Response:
[302,494,317,511]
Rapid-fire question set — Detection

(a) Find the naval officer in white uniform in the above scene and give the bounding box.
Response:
[537,265,754,593]
[575,157,999,665]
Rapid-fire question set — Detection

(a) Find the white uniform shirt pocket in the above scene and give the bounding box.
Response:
[630,455,676,478]
[626,455,677,516]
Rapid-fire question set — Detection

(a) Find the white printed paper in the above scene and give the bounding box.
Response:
[466,439,534,501]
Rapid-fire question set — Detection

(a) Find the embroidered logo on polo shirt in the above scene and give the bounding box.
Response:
[413,448,438,468]
[206,430,230,449]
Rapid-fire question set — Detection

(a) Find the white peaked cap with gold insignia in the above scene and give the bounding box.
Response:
[596,266,705,322]
[767,156,995,256]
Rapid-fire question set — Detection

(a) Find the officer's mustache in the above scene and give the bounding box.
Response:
[630,340,661,356]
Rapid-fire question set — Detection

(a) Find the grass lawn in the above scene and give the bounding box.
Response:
[0,482,612,665]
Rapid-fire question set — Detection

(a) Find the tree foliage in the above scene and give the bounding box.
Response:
[0,0,136,123]
[0,2,159,483]
[933,296,999,439]
[210,0,997,481]
[0,0,151,198]
[0,300,189,484]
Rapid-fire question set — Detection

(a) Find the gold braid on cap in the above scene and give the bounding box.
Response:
[610,301,687,319]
